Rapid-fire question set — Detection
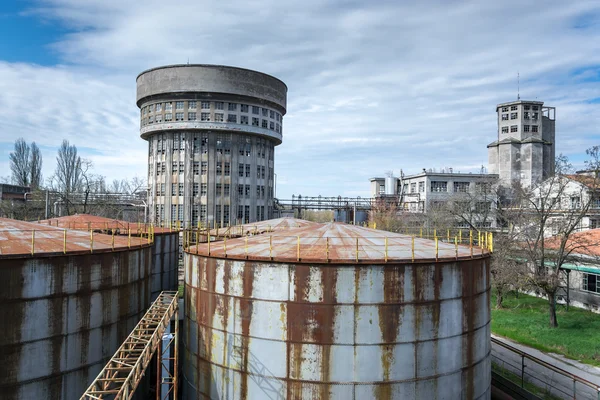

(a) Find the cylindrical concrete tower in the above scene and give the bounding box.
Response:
[136,64,287,228]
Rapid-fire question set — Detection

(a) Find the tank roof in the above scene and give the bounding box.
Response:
[188,222,490,263]
[0,218,151,257]
[38,214,173,234]
[210,217,320,236]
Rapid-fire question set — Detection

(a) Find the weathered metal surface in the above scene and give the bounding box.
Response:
[36,215,178,299]
[151,232,179,300]
[183,223,491,399]
[0,218,151,256]
[209,218,321,237]
[0,219,153,400]
[192,222,490,263]
[38,214,172,234]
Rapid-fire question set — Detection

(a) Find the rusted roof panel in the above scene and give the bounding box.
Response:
[38,213,172,234]
[189,222,489,263]
[0,218,151,257]
[545,228,600,257]
[209,217,320,236]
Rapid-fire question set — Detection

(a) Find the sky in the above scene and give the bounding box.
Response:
[0,0,599,199]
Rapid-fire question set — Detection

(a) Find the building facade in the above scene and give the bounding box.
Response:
[137,64,287,227]
[370,170,499,228]
[488,100,555,188]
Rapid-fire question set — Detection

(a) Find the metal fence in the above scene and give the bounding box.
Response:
[491,337,600,400]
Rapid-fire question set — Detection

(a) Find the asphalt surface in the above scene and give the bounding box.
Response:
[491,334,600,400]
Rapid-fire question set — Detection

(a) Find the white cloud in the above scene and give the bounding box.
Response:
[0,0,598,198]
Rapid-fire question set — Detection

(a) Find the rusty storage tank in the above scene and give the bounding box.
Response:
[183,222,491,399]
[39,214,178,300]
[0,218,153,400]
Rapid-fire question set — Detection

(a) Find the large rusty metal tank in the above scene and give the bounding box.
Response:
[39,214,178,300]
[0,218,153,400]
[183,222,491,399]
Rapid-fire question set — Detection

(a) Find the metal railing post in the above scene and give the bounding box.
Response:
[521,355,525,388]
[384,237,388,262]
[31,230,35,255]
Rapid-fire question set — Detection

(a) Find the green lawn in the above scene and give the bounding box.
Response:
[491,292,600,366]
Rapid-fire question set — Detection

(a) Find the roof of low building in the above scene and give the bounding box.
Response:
[545,228,600,258]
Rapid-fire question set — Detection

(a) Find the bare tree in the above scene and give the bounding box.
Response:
[510,153,600,327]
[30,142,42,189]
[52,140,82,215]
[9,139,43,189]
[9,138,30,186]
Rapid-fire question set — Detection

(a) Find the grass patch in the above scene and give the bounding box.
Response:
[492,292,600,366]
[178,284,184,297]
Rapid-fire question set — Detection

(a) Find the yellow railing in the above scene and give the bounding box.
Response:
[7,225,156,256]
[180,230,493,262]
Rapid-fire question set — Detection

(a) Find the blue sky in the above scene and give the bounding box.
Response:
[0,0,600,198]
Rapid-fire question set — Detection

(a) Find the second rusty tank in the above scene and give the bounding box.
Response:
[183,223,491,399]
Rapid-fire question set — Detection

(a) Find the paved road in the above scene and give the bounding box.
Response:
[492,334,600,400]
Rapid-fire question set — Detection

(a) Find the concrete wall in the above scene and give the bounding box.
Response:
[0,247,152,400]
[182,254,491,399]
[137,65,287,111]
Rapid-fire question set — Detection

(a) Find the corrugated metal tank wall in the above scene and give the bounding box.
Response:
[0,248,152,400]
[182,255,491,399]
[151,231,180,300]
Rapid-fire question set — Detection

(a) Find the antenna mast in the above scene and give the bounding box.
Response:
[517,72,520,100]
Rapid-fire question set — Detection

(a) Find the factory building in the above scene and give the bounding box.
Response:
[183,222,491,399]
[38,214,179,300]
[0,218,153,400]
[487,100,556,187]
[137,64,287,229]
[371,171,499,228]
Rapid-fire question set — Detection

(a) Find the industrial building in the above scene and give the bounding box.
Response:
[183,222,492,399]
[137,64,287,229]
[487,100,556,187]
[38,214,179,300]
[370,171,499,228]
[0,218,153,400]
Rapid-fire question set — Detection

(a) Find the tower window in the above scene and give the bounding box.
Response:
[201,113,210,121]
[502,127,509,133]
[510,112,518,119]
[215,102,224,110]
[532,125,538,132]
[188,112,196,121]
[215,113,224,122]
[201,101,210,109]
[188,101,197,109]
[511,125,518,132]
[524,125,530,132]
[176,101,184,110]
[228,103,237,111]
[511,105,518,111]
[227,114,237,123]
[502,114,508,120]
[241,104,249,112]
[501,106,509,112]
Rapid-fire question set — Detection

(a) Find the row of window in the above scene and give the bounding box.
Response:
[155,182,271,198]
[153,161,269,178]
[155,203,272,226]
[501,125,539,134]
[430,181,491,193]
[500,105,539,112]
[501,112,538,121]
[151,133,271,159]
[142,101,282,121]
[142,113,282,133]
